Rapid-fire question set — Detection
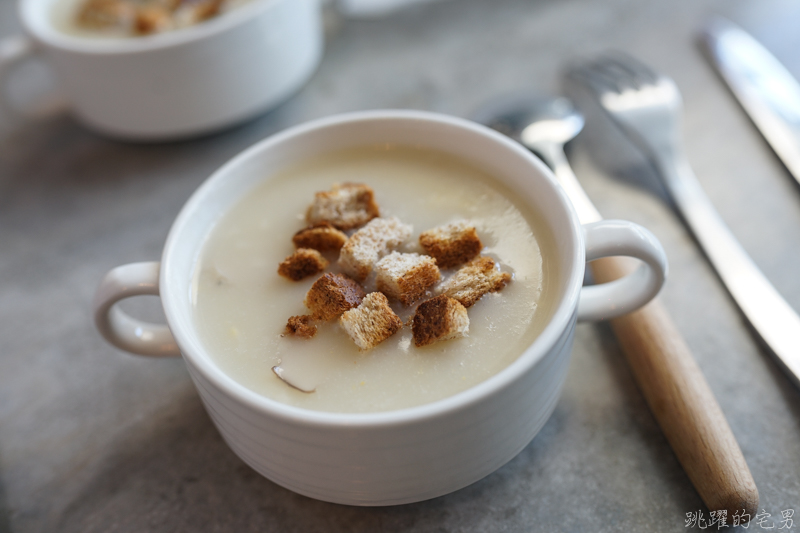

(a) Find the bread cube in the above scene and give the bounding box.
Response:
[172,0,222,26]
[419,220,482,269]
[292,222,348,252]
[76,0,135,30]
[375,252,440,305]
[284,315,317,338]
[278,248,329,281]
[304,273,366,321]
[439,256,511,308]
[411,295,469,347]
[306,183,380,230]
[134,4,173,34]
[339,292,403,351]
[338,217,412,282]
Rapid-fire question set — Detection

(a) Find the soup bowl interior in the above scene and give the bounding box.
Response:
[159,110,585,505]
[22,0,281,53]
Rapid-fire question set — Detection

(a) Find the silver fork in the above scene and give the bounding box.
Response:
[567,53,800,388]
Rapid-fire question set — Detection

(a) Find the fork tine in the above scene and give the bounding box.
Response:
[589,56,642,91]
[567,52,662,98]
[567,60,626,95]
[602,52,660,86]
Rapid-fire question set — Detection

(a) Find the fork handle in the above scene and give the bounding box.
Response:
[591,257,759,518]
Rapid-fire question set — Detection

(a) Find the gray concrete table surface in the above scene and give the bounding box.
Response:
[1,0,799,531]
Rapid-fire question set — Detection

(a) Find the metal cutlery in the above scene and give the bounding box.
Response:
[702,17,800,187]
[474,96,758,518]
[567,53,800,390]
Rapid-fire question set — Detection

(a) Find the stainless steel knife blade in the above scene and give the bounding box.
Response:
[702,16,800,186]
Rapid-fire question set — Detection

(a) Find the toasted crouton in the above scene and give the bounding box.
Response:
[419,221,483,269]
[76,0,135,29]
[292,222,348,252]
[339,292,403,351]
[338,217,413,282]
[172,0,222,26]
[284,315,317,338]
[134,4,173,34]
[412,295,469,347]
[305,273,366,321]
[307,183,380,230]
[439,256,512,307]
[375,252,441,305]
[278,248,329,281]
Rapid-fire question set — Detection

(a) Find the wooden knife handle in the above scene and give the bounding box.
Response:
[591,257,759,517]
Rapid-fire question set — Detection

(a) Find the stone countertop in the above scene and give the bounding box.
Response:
[1,0,799,531]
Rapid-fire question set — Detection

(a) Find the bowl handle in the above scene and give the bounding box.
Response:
[0,35,68,122]
[577,220,668,322]
[93,262,181,357]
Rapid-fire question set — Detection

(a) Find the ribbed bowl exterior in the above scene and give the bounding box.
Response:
[158,111,587,506]
[185,314,576,506]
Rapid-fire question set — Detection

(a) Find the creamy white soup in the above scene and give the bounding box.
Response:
[192,146,558,413]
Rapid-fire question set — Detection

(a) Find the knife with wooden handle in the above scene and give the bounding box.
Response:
[543,134,759,518]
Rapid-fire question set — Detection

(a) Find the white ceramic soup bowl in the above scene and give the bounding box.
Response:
[0,0,322,139]
[93,110,667,506]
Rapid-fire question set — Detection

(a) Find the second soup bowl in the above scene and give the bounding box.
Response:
[2,0,322,139]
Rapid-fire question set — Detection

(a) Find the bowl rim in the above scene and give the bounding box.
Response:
[161,109,585,429]
[20,0,292,55]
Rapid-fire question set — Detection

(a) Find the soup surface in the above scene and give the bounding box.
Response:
[192,145,558,413]
[52,0,251,38]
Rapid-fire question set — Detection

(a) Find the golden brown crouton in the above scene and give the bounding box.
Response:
[76,0,135,29]
[292,222,348,252]
[158,0,184,11]
[304,273,367,321]
[339,292,403,351]
[278,248,329,281]
[339,217,413,282]
[171,0,223,27]
[284,315,317,338]
[134,4,173,34]
[306,183,380,230]
[375,252,440,305]
[181,0,221,19]
[411,295,469,347]
[419,221,483,269]
[439,256,512,308]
